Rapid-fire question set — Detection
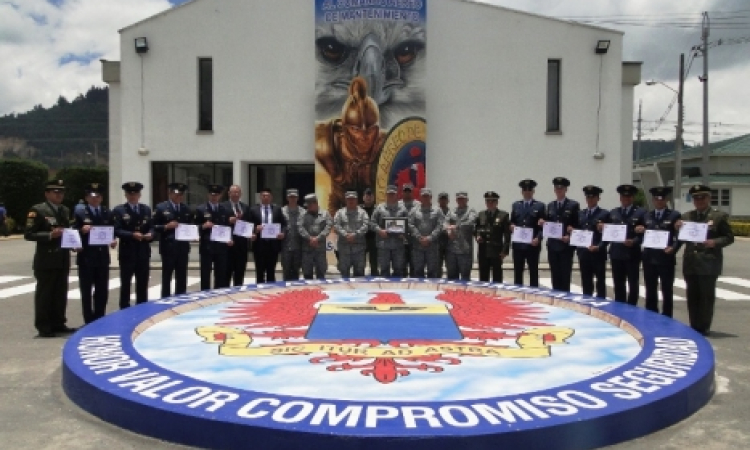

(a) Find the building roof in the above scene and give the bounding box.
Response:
[671,174,750,186]
[637,134,750,164]
[120,0,623,35]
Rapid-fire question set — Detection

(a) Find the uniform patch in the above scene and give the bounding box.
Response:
[27,211,36,218]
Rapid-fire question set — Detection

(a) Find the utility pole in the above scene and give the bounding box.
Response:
[701,12,710,186]
[635,100,642,165]
[674,53,685,210]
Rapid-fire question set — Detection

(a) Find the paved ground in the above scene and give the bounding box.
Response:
[0,235,749,449]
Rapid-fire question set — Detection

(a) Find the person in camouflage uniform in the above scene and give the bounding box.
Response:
[444,191,477,281]
[281,189,304,281]
[298,194,333,280]
[408,188,445,278]
[399,183,420,277]
[474,191,511,282]
[24,179,76,338]
[333,191,369,277]
[436,192,450,278]
[372,185,410,277]
[676,184,734,336]
[360,188,379,276]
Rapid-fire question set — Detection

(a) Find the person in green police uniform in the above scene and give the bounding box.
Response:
[675,184,734,336]
[24,180,77,338]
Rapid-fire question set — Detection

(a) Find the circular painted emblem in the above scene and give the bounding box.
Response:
[63,280,714,450]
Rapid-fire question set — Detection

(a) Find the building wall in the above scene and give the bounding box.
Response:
[715,156,750,174]
[114,0,627,208]
[730,186,750,217]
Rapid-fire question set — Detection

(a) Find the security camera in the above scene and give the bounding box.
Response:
[138,147,149,156]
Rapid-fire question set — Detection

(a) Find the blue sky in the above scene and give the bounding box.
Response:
[0,0,748,141]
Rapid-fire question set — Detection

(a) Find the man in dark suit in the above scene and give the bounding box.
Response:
[575,185,611,298]
[153,182,193,297]
[113,182,153,309]
[540,177,580,292]
[638,186,681,317]
[474,191,511,282]
[608,184,647,305]
[247,187,287,283]
[223,184,251,286]
[24,179,76,337]
[676,184,734,335]
[195,184,233,290]
[73,183,117,324]
[510,179,546,286]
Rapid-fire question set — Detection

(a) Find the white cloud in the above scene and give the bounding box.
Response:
[0,0,173,115]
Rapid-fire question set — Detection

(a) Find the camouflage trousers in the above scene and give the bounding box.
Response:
[411,243,440,278]
[338,246,365,278]
[281,249,303,281]
[378,247,406,278]
[302,250,328,280]
[446,251,473,281]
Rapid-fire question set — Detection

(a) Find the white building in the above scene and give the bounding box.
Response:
[103,0,640,209]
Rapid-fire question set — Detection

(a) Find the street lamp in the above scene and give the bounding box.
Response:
[645,53,685,210]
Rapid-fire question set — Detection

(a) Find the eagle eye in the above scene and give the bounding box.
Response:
[394,40,423,66]
[316,37,349,64]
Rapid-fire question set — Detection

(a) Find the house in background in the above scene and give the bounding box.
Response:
[102,0,640,209]
[634,134,750,217]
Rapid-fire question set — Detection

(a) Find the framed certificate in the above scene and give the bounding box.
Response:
[511,226,533,244]
[261,223,282,239]
[543,222,563,239]
[61,229,82,249]
[602,224,627,242]
[678,221,708,243]
[643,230,670,249]
[88,226,114,246]
[211,225,232,243]
[385,217,406,234]
[570,230,594,247]
[175,224,199,241]
[233,220,254,238]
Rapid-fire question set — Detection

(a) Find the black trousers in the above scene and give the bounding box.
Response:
[200,251,228,290]
[33,268,69,334]
[161,249,189,297]
[644,262,676,317]
[611,258,641,305]
[478,255,503,283]
[365,237,379,276]
[253,240,279,283]
[78,264,109,324]
[684,274,718,334]
[119,259,150,308]
[549,248,575,292]
[227,242,249,286]
[513,248,540,286]
[579,252,607,298]
[404,244,414,277]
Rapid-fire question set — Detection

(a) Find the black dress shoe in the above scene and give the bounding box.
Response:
[35,331,56,338]
[53,326,78,334]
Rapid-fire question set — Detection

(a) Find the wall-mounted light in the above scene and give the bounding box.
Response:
[595,40,610,54]
[593,152,605,160]
[135,37,149,54]
[138,147,149,156]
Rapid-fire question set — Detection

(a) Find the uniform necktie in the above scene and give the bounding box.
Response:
[557,201,562,211]
[133,204,139,214]
[94,208,99,218]
[265,206,270,224]
[656,211,662,221]
[233,203,240,216]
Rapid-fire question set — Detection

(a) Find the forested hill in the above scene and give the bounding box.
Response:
[0,86,108,169]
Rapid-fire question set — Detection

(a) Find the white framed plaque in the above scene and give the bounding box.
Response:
[511,226,534,244]
[61,229,82,249]
[233,220,254,238]
[261,223,281,239]
[570,230,594,248]
[643,230,670,249]
[602,224,627,242]
[678,221,708,243]
[175,224,199,241]
[88,226,114,246]
[211,225,232,243]
[385,217,406,234]
[543,222,563,239]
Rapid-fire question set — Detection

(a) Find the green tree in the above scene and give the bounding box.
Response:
[0,159,49,230]
[55,166,109,210]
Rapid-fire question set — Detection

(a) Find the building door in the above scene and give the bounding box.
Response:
[248,164,315,205]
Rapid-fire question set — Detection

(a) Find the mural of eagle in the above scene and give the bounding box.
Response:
[315,20,426,129]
